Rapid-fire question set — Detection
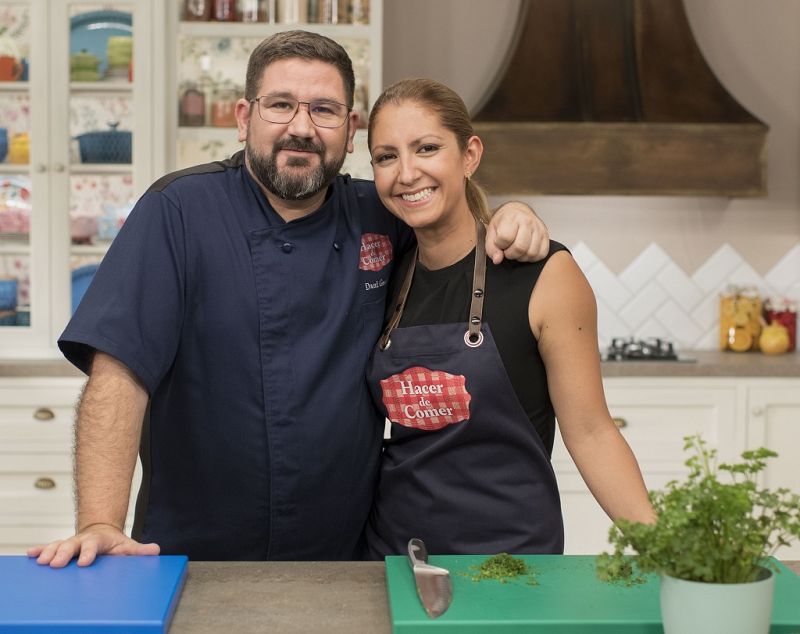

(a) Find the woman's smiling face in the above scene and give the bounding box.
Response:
[369,101,481,231]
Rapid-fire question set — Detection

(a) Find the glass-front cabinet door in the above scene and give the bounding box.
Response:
[0,0,158,357]
[168,0,382,178]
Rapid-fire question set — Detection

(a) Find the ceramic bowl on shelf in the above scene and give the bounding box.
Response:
[75,123,132,163]
[0,277,18,311]
[7,133,28,164]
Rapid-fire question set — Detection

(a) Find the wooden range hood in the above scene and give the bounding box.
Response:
[472,0,768,196]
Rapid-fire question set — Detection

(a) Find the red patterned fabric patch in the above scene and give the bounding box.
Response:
[359,233,393,271]
[380,366,471,431]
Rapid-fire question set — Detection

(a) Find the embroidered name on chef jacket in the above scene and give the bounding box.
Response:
[380,366,471,430]
[359,233,393,272]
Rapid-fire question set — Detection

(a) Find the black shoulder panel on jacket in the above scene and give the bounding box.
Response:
[148,151,245,193]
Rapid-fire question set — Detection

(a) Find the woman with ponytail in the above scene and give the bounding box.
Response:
[362,78,653,557]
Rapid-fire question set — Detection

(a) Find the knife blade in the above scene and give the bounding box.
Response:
[407,538,452,618]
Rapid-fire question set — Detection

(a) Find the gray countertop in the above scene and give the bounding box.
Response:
[600,350,800,378]
[169,560,800,633]
[2,351,799,379]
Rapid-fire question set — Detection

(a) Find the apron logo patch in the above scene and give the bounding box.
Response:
[359,233,393,272]
[380,366,471,431]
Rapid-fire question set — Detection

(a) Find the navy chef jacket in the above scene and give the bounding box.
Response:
[59,151,413,560]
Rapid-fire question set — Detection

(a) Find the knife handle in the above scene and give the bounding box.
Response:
[408,538,429,566]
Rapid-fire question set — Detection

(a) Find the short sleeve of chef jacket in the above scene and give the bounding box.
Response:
[59,189,184,394]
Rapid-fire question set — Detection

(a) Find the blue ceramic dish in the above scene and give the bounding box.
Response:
[76,123,131,163]
[0,278,18,311]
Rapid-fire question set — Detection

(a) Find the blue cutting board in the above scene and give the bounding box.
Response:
[385,554,800,633]
[0,555,187,632]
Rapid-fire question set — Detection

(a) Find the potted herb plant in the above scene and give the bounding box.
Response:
[597,435,800,634]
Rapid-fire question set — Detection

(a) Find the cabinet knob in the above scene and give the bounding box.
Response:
[34,477,56,490]
[612,417,628,429]
[751,406,764,417]
[53,163,65,173]
[33,407,55,421]
[35,163,47,173]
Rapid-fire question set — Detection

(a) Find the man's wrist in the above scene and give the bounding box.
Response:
[77,521,123,533]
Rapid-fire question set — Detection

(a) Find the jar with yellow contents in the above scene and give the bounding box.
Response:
[719,285,762,352]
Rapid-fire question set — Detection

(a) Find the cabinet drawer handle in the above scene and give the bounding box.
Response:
[612,417,628,429]
[34,477,56,490]
[33,408,55,421]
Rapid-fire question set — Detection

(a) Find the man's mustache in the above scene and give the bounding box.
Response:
[273,139,324,154]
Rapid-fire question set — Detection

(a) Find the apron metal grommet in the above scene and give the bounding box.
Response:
[464,330,484,348]
[380,338,392,351]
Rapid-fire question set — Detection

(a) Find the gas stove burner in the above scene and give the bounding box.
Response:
[604,337,679,361]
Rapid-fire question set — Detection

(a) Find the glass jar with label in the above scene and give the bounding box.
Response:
[179,82,206,127]
[211,84,239,128]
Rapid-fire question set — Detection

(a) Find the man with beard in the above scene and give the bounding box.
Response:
[30,31,550,566]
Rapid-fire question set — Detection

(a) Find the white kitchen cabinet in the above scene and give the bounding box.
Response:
[554,376,800,560]
[553,378,743,555]
[0,0,160,358]
[746,379,800,559]
[0,377,140,554]
[165,0,382,178]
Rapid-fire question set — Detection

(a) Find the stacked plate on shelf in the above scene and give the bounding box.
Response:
[106,36,132,81]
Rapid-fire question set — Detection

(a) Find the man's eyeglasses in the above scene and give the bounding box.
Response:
[250,96,351,128]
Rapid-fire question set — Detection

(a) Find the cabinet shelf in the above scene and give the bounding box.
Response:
[70,163,133,175]
[178,21,372,39]
[0,243,30,256]
[69,81,132,94]
[0,81,28,93]
[0,165,30,174]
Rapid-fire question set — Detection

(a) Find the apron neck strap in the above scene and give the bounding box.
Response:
[379,219,487,350]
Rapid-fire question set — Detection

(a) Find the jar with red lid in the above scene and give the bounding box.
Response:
[764,297,797,351]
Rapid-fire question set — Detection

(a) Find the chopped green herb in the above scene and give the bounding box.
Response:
[465,553,538,585]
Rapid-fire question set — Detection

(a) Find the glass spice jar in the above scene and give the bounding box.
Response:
[764,297,797,352]
[184,0,212,21]
[719,285,762,352]
[179,82,206,127]
[212,0,236,21]
[239,0,265,22]
[211,84,239,127]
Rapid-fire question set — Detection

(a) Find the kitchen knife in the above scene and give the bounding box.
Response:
[407,538,452,618]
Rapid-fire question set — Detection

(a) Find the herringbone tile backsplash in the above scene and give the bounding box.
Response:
[571,242,800,351]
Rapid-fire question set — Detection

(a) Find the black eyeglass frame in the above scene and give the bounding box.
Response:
[249,96,352,129]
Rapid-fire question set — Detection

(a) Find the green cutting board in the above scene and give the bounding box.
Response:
[385,555,800,633]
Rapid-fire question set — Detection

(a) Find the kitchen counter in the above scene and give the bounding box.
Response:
[2,351,799,379]
[0,359,83,378]
[169,561,800,633]
[600,350,800,378]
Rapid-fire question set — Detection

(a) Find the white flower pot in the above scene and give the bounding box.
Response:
[660,568,775,634]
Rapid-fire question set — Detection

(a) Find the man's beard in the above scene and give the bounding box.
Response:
[246,133,348,201]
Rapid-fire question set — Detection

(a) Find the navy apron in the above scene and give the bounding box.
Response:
[364,221,564,557]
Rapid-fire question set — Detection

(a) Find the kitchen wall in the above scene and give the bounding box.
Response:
[382,0,800,350]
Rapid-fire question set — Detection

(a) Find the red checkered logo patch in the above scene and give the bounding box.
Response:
[380,366,471,431]
[359,233,393,272]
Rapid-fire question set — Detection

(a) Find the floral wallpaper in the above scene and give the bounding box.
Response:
[0,4,30,58]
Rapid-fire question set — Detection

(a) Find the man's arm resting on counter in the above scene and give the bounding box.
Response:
[26,351,160,567]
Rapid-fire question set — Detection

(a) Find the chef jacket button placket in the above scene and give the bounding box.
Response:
[281,242,293,253]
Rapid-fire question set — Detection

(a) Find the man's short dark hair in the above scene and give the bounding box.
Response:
[245,30,356,107]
